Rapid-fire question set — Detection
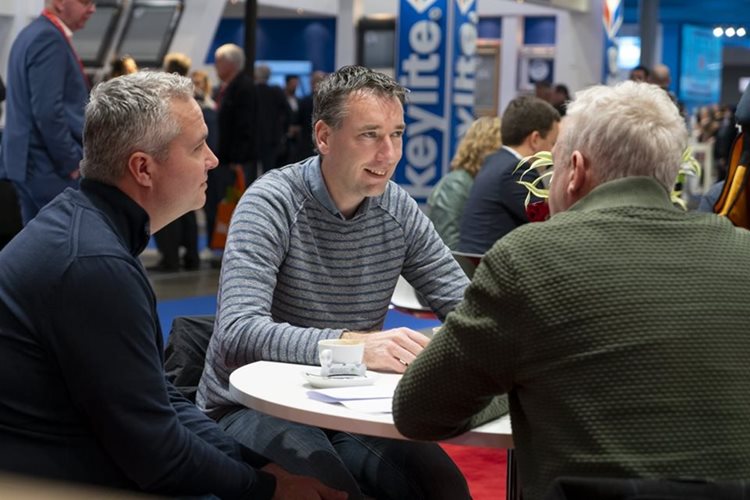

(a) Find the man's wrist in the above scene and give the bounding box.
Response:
[340,331,364,340]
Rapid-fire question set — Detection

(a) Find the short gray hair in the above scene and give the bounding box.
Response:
[215,43,244,71]
[80,72,194,183]
[255,64,270,82]
[313,65,407,130]
[555,81,687,191]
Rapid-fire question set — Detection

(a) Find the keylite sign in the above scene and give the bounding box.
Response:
[395,0,478,202]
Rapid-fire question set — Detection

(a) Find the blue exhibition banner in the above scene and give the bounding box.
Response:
[395,0,477,202]
[679,24,721,105]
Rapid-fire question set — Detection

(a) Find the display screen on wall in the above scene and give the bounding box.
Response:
[71,2,121,66]
[616,36,641,69]
[256,60,313,97]
[357,18,396,75]
[118,1,183,67]
[679,24,722,104]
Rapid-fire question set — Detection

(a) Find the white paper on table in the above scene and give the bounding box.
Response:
[306,384,397,404]
[339,398,393,414]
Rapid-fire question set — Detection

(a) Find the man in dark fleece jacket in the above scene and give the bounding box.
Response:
[0,72,343,500]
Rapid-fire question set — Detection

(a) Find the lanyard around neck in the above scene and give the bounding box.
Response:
[40,9,91,90]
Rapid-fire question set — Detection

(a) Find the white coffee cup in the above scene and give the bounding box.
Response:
[318,339,365,366]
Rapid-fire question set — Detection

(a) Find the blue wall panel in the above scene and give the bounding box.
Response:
[662,22,680,93]
[525,16,556,45]
[206,18,336,72]
[478,16,502,39]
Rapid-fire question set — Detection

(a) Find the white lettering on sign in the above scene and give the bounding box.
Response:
[452,19,477,155]
[405,135,438,168]
[410,20,442,54]
[400,16,446,192]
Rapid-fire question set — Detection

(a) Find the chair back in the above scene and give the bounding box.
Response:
[451,251,483,279]
[164,315,215,402]
[544,476,750,500]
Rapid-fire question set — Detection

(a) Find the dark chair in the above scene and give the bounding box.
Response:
[544,476,750,500]
[451,250,483,279]
[164,315,215,402]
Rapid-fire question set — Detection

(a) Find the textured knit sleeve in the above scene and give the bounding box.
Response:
[393,242,519,440]
[214,174,344,369]
[396,185,470,320]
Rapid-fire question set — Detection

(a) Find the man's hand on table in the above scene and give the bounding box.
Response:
[262,463,348,499]
[341,328,430,373]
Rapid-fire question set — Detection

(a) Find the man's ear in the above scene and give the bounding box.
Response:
[567,151,589,196]
[314,120,331,156]
[127,152,154,188]
[528,130,542,151]
[49,0,64,13]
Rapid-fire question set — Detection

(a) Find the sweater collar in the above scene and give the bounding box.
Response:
[304,156,374,220]
[567,177,677,214]
[80,179,151,256]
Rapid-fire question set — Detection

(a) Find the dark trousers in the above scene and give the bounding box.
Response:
[154,212,199,270]
[219,408,471,500]
[204,163,255,250]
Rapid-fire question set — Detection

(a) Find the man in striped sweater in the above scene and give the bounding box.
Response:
[198,66,471,499]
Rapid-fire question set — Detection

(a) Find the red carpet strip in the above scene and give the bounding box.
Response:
[442,444,507,499]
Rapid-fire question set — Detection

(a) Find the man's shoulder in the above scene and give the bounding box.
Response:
[241,163,309,211]
[474,149,518,181]
[0,192,125,279]
[16,17,61,46]
[227,73,255,93]
[375,181,423,225]
[253,163,305,192]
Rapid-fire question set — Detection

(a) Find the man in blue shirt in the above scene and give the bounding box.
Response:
[0,71,342,500]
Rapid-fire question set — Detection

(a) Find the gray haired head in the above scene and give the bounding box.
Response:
[80,72,194,184]
[313,65,407,131]
[215,43,245,71]
[255,64,271,83]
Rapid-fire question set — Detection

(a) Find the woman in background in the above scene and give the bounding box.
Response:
[107,55,138,80]
[428,116,501,249]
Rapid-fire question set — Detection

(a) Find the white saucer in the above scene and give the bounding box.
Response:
[302,368,378,388]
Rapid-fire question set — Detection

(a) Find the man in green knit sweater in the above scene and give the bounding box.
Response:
[393,81,750,500]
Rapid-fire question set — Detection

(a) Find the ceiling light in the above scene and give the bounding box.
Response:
[738,27,747,37]
[713,27,724,37]
[726,27,736,37]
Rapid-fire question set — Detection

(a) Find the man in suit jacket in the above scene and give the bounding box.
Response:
[254,64,291,173]
[294,70,327,162]
[458,95,560,254]
[206,43,257,249]
[0,0,94,224]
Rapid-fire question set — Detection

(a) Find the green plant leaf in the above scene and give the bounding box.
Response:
[515,148,702,211]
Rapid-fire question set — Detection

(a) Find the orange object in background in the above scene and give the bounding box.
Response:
[210,168,246,250]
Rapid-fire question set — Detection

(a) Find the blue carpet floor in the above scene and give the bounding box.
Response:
[157,296,441,342]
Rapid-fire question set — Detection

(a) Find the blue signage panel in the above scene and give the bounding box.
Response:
[395,0,477,202]
[449,1,478,175]
[679,24,721,105]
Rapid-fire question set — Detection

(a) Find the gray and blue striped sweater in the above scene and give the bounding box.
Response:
[198,156,469,417]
